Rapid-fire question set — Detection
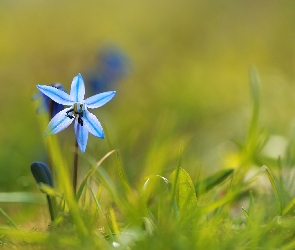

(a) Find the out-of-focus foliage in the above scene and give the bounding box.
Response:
[1,0,295,196]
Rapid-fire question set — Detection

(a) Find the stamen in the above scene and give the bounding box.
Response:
[66,103,85,125]
[66,108,74,115]
[78,116,83,126]
[66,108,75,119]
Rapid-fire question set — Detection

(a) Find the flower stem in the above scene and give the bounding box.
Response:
[73,140,79,194]
[48,100,54,175]
[46,195,55,222]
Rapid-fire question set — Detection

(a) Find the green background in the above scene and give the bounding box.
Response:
[1,0,295,192]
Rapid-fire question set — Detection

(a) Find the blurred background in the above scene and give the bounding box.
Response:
[1,0,295,198]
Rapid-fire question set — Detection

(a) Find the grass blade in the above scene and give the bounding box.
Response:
[76,150,116,201]
[89,187,113,240]
[282,197,295,216]
[242,207,253,226]
[0,192,44,204]
[0,208,17,229]
[116,151,133,194]
[109,207,119,236]
[194,168,234,195]
[263,165,282,215]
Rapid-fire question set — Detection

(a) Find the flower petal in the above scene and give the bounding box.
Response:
[37,85,73,105]
[45,108,74,136]
[74,119,88,153]
[84,91,116,109]
[70,73,85,102]
[83,110,104,138]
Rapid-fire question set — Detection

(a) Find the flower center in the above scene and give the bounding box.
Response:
[66,103,85,126]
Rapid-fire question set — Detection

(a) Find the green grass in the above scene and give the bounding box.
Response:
[1,68,295,249]
[1,1,295,249]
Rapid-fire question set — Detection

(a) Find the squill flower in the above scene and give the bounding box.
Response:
[37,73,116,153]
[31,161,55,221]
[87,46,129,93]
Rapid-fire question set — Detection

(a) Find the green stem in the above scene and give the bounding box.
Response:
[46,195,55,222]
[73,140,79,194]
[46,101,56,223]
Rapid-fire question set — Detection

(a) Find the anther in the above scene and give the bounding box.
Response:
[78,116,83,126]
[66,108,74,115]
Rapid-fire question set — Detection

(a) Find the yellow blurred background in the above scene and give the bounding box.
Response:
[1,0,295,192]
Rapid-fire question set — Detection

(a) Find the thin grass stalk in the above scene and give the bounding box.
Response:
[45,133,88,237]
[170,142,183,217]
[0,208,18,229]
[90,187,114,240]
[263,165,282,215]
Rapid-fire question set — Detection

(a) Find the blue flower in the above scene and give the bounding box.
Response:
[36,73,116,153]
[31,162,53,187]
[32,83,66,118]
[87,46,129,93]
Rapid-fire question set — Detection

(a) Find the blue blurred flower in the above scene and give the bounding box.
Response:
[87,46,129,93]
[37,73,116,153]
[33,83,66,118]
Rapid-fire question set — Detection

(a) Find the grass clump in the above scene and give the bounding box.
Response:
[1,68,295,250]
